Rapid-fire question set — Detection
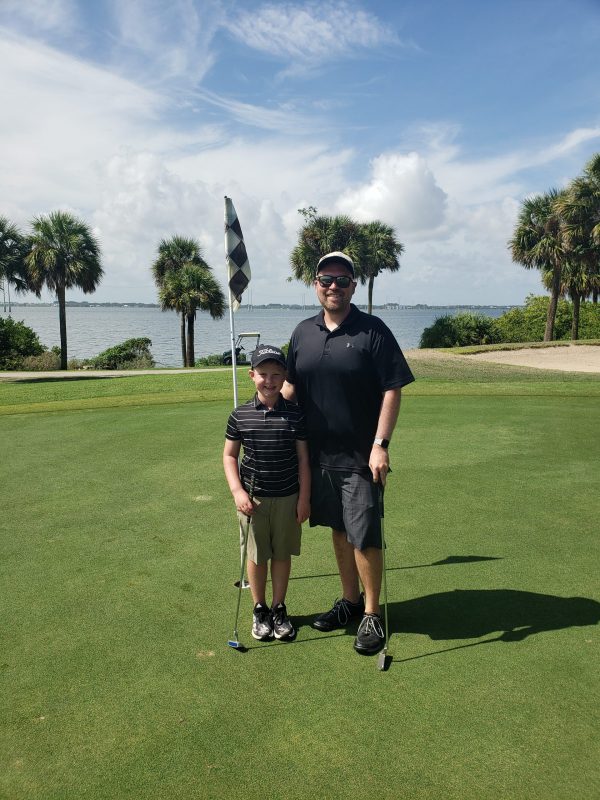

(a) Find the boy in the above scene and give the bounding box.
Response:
[223,345,310,641]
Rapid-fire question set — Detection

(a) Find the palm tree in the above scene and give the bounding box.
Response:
[359,221,404,314]
[26,211,102,369]
[152,236,224,367]
[555,153,600,304]
[290,213,365,285]
[0,216,30,312]
[509,189,567,341]
[158,264,225,366]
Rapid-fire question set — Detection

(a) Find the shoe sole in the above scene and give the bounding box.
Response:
[251,631,273,641]
[274,629,297,641]
[353,640,384,655]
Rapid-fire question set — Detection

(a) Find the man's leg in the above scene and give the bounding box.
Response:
[354,546,382,615]
[332,529,361,603]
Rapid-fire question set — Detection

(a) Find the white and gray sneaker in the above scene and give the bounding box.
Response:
[252,603,273,641]
[271,602,296,641]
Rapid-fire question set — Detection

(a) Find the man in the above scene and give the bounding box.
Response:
[283,251,415,655]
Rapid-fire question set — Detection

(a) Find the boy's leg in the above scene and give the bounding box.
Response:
[247,559,268,606]
[271,558,291,607]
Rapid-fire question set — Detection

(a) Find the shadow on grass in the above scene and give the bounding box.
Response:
[289,554,501,582]
[389,588,600,644]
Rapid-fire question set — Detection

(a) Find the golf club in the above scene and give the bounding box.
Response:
[228,473,256,651]
[377,481,390,671]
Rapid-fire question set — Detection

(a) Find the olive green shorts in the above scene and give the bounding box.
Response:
[238,492,301,565]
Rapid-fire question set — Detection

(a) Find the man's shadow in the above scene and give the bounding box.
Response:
[290,590,599,655]
[388,589,600,643]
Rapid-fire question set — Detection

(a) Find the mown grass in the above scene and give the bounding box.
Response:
[445,338,600,355]
[1,359,599,799]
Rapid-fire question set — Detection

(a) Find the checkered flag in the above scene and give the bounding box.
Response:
[224,196,251,311]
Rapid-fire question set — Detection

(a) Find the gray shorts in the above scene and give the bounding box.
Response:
[238,492,301,565]
[309,468,382,551]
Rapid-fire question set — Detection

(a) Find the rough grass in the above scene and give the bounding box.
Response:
[1,363,599,799]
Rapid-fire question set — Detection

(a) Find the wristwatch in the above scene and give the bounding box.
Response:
[373,437,389,448]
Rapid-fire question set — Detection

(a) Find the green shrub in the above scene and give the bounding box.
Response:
[0,317,45,369]
[495,295,572,342]
[87,338,155,370]
[196,353,226,367]
[22,351,61,371]
[577,302,600,339]
[419,313,501,348]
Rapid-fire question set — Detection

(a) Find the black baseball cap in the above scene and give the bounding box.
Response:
[317,251,355,277]
[251,345,287,369]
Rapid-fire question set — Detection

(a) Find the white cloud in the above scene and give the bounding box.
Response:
[108,0,223,83]
[335,151,448,233]
[225,1,400,71]
[0,0,78,33]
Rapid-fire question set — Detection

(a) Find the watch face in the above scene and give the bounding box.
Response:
[375,438,389,448]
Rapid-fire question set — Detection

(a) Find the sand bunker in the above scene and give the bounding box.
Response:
[467,345,600,373]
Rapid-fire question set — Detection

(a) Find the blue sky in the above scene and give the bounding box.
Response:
[1,0,600,305]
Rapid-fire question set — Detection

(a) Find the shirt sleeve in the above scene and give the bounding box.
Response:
[225,410,241,441]
[371,321,415,391]
[285,332,297,384]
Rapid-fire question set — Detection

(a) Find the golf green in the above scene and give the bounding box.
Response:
[1,367,598,799]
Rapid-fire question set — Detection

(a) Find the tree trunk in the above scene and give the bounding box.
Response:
[367,276,374,315]
[186,313,195,367]
[593,287,598,304]
[57,285,68,369]
[544,266,561,341]
[571,293,580,340]
[180,314,186,367]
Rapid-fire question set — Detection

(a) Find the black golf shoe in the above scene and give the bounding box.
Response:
[312,595,365,632]
[353,613,385,655]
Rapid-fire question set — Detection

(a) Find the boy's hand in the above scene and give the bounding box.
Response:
[233,488,254,516]
[296,497,310,524]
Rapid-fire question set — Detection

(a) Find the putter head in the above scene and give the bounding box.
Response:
[227,639,247,652]
[377,648,389,671]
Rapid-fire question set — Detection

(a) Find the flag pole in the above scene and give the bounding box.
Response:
[225,196,249,589]
[228,287,239,409]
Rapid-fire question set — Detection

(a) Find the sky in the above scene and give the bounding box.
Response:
[2,0,600,306]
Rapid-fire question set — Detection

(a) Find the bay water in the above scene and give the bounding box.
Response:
[2,305,512,367]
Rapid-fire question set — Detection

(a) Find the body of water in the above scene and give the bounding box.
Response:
[2,305,513,367]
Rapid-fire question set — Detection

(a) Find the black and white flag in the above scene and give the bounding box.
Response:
[224,196,251,311]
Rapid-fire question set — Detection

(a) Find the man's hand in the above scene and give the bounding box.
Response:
[233,488,254,516]
[369,445,390,486]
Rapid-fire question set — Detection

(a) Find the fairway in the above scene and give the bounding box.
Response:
[1,363,599,799]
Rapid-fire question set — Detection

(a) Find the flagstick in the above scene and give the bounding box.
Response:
[228,287,239,409]
[225,198,248,587]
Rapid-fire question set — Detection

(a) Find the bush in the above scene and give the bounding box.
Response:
[494,295,572,342]
[86,338,155,370]
[419,313,501,348]
[576,302,600,339]
[21,351,61,371]
[0,317,45,369]
[196,353,227,367]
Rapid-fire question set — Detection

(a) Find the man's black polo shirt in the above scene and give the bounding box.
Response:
[225,393,307,497]
[286,304,415,474]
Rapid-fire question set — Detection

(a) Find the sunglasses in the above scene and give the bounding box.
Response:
[316,274,354,288]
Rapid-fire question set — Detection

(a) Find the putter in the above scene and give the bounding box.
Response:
[377,481,390,671]
[227,474,256,650]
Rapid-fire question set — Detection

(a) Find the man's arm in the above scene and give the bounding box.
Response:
[369,387,402,485]
[282,380,297,402]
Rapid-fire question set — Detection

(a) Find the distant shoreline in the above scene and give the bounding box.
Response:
[5,302,521,311]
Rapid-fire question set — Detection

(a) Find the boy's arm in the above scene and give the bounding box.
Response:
[295,439,311,524]
[223,438,254,515]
